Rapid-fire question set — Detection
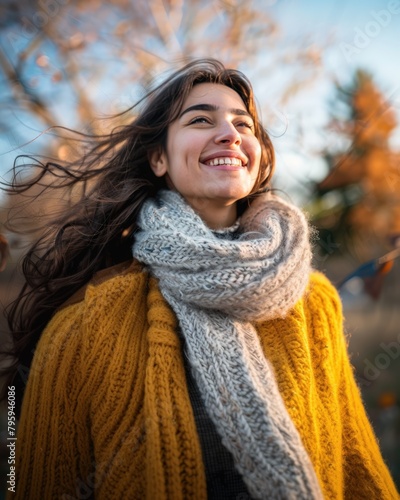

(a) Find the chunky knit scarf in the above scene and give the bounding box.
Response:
[133,190,323,500]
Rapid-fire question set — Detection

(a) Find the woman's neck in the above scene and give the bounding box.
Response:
[190,201,237,229]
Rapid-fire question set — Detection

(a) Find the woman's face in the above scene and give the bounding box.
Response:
[150,82,262,227]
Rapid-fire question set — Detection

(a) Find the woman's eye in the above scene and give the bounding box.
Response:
[237,121,254,130]
[189,117,210,125]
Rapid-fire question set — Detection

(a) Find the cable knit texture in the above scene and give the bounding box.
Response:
[133,190,321,499]
[11,263,399,499]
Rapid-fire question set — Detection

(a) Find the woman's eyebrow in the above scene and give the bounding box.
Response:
[179,103,252,119]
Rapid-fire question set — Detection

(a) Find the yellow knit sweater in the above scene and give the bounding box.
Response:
[11,260,398,499]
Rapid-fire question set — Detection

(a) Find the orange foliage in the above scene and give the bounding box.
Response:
[317,71,400,249]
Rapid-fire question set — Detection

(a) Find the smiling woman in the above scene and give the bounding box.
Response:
[0,59,398,500]
[149,83,262,228]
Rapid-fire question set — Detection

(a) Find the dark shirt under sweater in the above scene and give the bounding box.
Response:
[180,223,252,499]
[183,351,251,500]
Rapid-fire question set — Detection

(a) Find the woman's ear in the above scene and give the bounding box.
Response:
[149,147,168,177]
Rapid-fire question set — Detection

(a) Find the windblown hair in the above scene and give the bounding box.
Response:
[0,58,275,409]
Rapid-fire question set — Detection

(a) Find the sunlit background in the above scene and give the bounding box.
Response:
[1,0,400,494]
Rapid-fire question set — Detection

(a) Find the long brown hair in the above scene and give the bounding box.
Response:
[1,58,275,409]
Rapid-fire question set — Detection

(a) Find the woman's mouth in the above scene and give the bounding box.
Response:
[205,157,244,167]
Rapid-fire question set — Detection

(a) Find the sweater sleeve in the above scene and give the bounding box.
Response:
[10,265,150,500]
[309,272,399,499]
[10,301,95,500]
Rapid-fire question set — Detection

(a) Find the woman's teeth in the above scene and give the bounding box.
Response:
[206,157,243,166]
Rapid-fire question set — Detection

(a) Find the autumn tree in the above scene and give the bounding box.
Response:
[312,70,400,260]
[0,0,322,146]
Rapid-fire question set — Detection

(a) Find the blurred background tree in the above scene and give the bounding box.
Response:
[310,69,400,261]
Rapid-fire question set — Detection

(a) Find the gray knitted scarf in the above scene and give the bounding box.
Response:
[133,190,323,500]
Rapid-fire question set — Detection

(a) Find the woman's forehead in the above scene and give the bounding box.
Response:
[182,82,247,111]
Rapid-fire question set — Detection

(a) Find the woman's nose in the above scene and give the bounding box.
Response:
[215,122,241,145]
